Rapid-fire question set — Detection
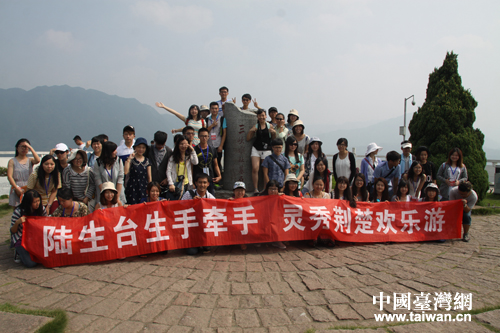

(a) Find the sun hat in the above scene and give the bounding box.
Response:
[424,183,440,194]
[289,109,299,117]
[292,120,304,129]
[284,173,299,184]
[365,142,383,156]
[101,182,118,193]
[309,137,322,145]
[200,105,209,112]
[67,149,83,163]
[133,137,148,148]
[233,181,246,190]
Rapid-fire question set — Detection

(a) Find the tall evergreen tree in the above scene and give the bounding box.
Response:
[408,52,488,200]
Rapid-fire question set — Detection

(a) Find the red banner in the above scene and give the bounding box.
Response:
[23,197,463,268]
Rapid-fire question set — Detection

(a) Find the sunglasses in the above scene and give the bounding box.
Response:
[55,151,66,154]
[275,118,284,121]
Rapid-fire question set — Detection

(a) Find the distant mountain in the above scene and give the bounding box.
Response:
[318,115,500,160]
[0,85,174,151]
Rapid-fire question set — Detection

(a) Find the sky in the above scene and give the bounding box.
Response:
[1,0,499,151]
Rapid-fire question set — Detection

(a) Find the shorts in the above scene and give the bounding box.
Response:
[462,211,472,225]
[251,147,272,159]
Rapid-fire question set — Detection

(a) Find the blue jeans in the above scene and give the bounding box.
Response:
[462,211,472,226]
[16,245,37,268]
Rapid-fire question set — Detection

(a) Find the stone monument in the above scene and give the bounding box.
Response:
[222,102,259,191]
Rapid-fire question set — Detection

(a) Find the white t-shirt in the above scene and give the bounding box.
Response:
[335,155,351,180]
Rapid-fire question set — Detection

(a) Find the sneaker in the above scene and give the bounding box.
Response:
[14,250,21,264]
[463,233,470,242]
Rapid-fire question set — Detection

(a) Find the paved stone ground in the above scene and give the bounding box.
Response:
[1,206,499,332]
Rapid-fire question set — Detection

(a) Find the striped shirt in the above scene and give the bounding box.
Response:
[62,166,96,200]
[10,206,47,247]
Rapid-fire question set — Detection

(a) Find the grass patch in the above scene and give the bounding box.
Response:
[478,192,500,207]
[0,303,67,333]
[0,202,12,218]
[0,194,8,199]
[472,207,500,216]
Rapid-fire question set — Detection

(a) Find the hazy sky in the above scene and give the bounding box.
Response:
[1,0,499,148]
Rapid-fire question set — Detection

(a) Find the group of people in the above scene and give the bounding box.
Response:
[7,86,478,267]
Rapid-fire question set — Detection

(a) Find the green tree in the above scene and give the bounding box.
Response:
[408,51,488,200]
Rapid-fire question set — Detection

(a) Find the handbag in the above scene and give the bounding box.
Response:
[165,156,188,201]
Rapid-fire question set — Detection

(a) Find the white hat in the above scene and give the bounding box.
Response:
[292,120,304,129]
[365,143,383,156]
[284,174,299,184]
[233,181,246,190]
[200,105,209,111]
[101,182,118,193]
[54,143,69,151]
[289,109,299,117]
[67,149,83,163]
[424,183,440,194]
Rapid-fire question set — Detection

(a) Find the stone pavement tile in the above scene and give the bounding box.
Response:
[189,280,214,294]
[286,307,311,323]
[228,272,245,282]
[257,308,292,326]
[261,272,281,282]
[414,276,450,288]
[151,290,178,305]
[335,276,365,289]
[66,313,99,332]
[246,262,264,272]
[246,254,263,262]
[388,321,491,332]
[30,292,68,308]
[217,295,241,308]
[0,311,51,333]
[214,262,230,271]
[232,283,251,295]
[113,272,144,286]
[144,323,172,332]
[250,282,272,295]
[307,259,332,269]
[306,306,337,322]
[187,269,211,281]
[170,268,195,279]
[235,309,260,328]
[246,272,263,283]
[91,283,121,297]
[209,308,233,327]
[129,275,161,289]
[56,278,107,295]
[397,279,441,293]
[281,276,307,293]
[178,307,213,327]
[300,291,327,306]
[54,294,86,310]
[348,264,379,275]
[262,253,284,262]
[66,295,104,313]
[24,269,62,284]
[268,327,290,333]
[279,252,301,261]
[229,262,246,272]
[239,295,262,308]
[356,274,387,286]
[208,271,229,281]
[107,285,140,300]
[154,305,188,325]
[262,262,280,272]
[84,298,124,316]
[211,281,231,295]
[192,294,218,308]
[340,288,373,303]
[359,261,389,273]
[83,317,121,332]
[315,270,345,289]
[169,279,197,292]
[108,320,145,333]
[292,261,316,271]
[370,272,398,284]
[378,282,415,294]
[129,287,162,303]
[194,260,215,271]
[151,266,177,277]
[322,290,350,304]
[328,304,362,320]
[269,281,294,295]
[179,258,202,268]
[262,295,282,307]
[173,292,197,306]
[474,309,500,329]
[149,277,179,291]
[131,303,165,322]
[242,328,266,333]
[302,277,326,291]
[350,302,377,320]
[109,300,144,320]
[39,274,77,288]
[277,261,297,272]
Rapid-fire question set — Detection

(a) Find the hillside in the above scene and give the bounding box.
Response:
[0,85,174,150]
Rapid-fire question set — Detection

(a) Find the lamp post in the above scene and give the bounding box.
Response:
[400,95,415,141]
